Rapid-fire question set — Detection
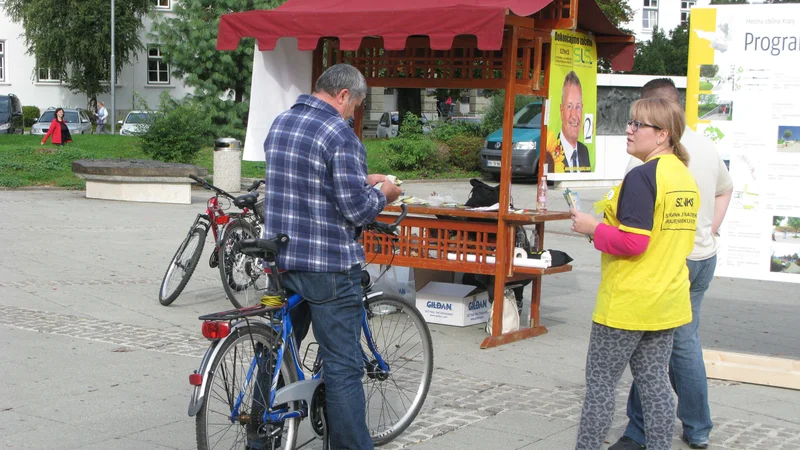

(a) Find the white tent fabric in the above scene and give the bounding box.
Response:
[243,38,313,162]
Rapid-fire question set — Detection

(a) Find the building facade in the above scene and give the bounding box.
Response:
[624,0,711,42]
[0,0,192,120]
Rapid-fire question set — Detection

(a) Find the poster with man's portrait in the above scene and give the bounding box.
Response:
[545,30,598,177]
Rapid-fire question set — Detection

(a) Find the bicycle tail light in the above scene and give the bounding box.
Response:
[201,321,231,340]
[189,372,203,386]
[215,215,230,225]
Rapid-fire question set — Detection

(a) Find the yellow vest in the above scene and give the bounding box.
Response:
[594,154,699,331]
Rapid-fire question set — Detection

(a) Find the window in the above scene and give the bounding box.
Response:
[0,41,5,82]
[147,46,170,84]
[643,0,659,30]
[37,67,60,83]
[153,0,170,9]
[680,0,695,27]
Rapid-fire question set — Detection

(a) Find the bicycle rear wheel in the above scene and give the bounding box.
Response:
[362,294,434,445]
[159,226,206,306]
[196,324,299,450]
[218,219,267,309]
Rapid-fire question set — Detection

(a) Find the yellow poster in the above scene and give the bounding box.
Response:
[545,29,598,177]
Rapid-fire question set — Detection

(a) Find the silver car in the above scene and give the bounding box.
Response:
[30,108,93,135]
[118,110,155,136]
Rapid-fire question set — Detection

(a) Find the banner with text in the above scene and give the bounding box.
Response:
[687,5,800,283]
[545,30,598,180]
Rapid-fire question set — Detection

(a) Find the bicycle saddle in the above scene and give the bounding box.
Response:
[233,193,259,209]
[235,234,290,259]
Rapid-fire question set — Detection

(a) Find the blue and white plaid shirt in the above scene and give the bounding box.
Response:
[262,94,386,273]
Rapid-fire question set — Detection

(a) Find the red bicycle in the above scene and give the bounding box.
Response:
[158,175,264,306]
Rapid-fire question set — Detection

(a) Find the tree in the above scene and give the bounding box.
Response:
[700,64,720,78]
[788,217,800,236]
[595,0,634,32]
[631,26,689,76]
[783,129,793,141]
[151,0,285,140]
[3,0,152,109]
[774,216,785,226]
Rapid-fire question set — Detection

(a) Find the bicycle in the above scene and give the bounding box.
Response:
[187,205,434,449]
[158,174,264,307]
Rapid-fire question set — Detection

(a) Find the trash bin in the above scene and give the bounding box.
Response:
[213,137,242,193]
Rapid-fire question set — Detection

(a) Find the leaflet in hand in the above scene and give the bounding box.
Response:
[563,189,593,243]
[563,188,582,211]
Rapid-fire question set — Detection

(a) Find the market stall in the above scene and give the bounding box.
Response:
[216,0,634,348]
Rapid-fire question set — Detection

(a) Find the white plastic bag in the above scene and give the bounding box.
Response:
[486,289,520,335]
[369,265,416,304]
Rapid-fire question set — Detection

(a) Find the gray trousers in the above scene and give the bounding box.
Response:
[575,322,676,450]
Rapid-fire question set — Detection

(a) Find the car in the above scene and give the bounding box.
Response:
[376,111,432,138]
[118,110,155,136]
[30,107,93,135]
[0,93,24,134]
[479,102,543,180]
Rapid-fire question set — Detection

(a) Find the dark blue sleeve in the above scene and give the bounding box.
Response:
[617,159,658,235]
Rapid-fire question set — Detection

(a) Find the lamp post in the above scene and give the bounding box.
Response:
[110,0,116,134]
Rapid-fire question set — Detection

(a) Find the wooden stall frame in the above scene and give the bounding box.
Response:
[309,10,586,348]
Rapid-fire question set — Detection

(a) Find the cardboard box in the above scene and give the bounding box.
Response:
[413,268,454,290]
[415,282,490,327]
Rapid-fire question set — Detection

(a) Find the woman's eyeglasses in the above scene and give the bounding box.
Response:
[627,120,662,132]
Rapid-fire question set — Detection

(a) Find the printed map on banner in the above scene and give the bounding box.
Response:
[687,5,800,283]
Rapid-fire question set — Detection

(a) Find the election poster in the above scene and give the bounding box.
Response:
[544,29,598,179]
[687,4,800,283]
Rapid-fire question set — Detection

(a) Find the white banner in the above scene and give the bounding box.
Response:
[243,38,313,162]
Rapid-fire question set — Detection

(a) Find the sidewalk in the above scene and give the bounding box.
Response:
[1,186,798,449]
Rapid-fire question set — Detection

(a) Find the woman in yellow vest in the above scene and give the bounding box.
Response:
[570,97,700,450]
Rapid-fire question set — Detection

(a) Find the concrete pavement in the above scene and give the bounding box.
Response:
[1,182,799,449]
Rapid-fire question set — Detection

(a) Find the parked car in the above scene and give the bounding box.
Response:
[30,107,93,135]
[376,111,431,138]
[0,93,24,134]
[479,102,543,180]
[118,110,155,136]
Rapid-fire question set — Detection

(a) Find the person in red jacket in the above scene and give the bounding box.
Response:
[41,108,73,145]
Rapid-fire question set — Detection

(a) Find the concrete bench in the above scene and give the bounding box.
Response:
[72,159,208,204]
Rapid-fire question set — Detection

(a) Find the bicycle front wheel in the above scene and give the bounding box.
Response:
[196,325,300,450]
[158,226,206,306]
[218,219,267,309]
[362,294,434,445]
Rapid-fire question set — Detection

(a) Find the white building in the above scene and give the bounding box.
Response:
[624,0,711,42]
[0,0,192,119]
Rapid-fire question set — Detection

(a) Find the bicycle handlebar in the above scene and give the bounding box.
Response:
[367,204,408,234]
[187,174,263,200]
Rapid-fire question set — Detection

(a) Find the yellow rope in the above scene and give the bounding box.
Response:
[260,295,284,307]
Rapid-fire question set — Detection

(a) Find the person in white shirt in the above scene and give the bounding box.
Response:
[610,78,733,450]
[95,101,108,134]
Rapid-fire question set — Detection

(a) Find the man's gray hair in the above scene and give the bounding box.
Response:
[314,64,368,102]
[562,70,582,97]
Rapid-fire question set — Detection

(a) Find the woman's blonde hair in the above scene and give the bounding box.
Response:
[630,97,689,166]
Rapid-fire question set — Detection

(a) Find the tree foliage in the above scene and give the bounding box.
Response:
[631,26,689,76]
[150,0,285,140]
[3,0,152,108]
[595,0,634,32]
[783,129,793,140]
[789,217,800,236]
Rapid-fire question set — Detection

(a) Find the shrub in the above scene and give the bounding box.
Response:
[23,106,41,128]
[138,102,213,163]
[480,93,539,136]
[446,135,484,171]
[385,136,441,171]
[432,119,484,142]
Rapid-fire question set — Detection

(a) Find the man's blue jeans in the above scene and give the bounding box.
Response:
[623,255,716,445]
[283,265,374,450]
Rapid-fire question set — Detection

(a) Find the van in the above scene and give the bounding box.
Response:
[478,101,543,180]
[0,94,24,134]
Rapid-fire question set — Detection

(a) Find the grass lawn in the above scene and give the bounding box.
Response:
[699,81,713,91]
[698,104,717,117]
[0,134,477,188]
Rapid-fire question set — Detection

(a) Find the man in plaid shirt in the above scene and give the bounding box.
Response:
[262,64,401,450]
